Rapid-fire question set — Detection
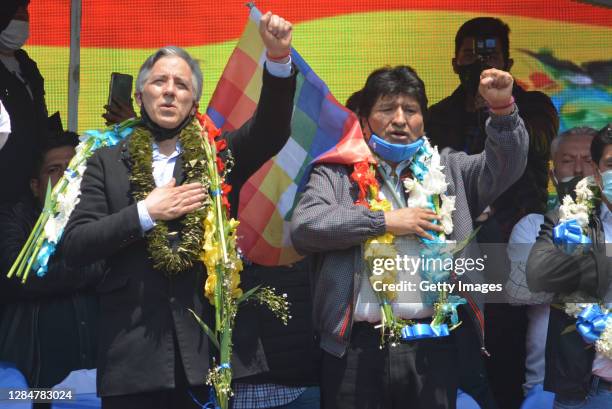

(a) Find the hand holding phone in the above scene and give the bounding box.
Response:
[103,73,135,125]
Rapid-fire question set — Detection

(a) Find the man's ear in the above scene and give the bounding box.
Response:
[452,58,459,74]
[191,102,199,116]
[593,162,602,186]
[360,117,371,140]
[30,178,39,199]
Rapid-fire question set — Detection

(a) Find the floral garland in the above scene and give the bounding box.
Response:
[353,136,468,345]
[554,176,600,254]
[558,177,599,232]
[8,119,138,282]
[130,119,217,274]
[185,114,289,409]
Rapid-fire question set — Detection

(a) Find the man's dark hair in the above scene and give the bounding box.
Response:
[31,131,79,178]
[356,65,428,119]
[590,123,612,165]
[345,90,362,114]
[455,17,511,63]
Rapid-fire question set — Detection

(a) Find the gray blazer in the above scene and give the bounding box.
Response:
[290,108,528,357]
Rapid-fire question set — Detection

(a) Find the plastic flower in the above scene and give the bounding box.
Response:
[370,198,392,212]
[575,177,594,203]
[596,322,612,359]
[204,273,218,305]
[404,179,431,209]
[421,148,447,195]
[439,194,456,235]
[559,195,590,230]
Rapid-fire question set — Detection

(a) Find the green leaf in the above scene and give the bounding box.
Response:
[42,178,54,215]
[561,324,577,335]
[237,285,261,304]
[188,308,220,350]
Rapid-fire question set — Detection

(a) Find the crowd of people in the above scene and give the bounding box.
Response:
[0,1,610,409]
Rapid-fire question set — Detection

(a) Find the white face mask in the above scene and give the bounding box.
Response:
[0,20,30,51]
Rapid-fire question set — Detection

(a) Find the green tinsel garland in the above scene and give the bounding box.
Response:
[129,120,212,274]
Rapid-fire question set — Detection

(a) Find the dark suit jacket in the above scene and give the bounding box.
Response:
[62,67,296,396]
[0,49,48,206]
[527,207,611,399]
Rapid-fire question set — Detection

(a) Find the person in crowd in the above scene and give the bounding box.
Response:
[506,127,597,400]
[0,114,103,409]
[232,258,321,409]
[61,12,297,408]
[0,0,49,205]
[426,17,559,408]
[527,124,612,409]
[291,64,528,409]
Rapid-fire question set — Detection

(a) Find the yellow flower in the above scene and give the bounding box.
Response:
[368,232,395,245]
[370,198,392,212]
[204,273,217,305]
[364,239,396,260]
[230,272,243,299]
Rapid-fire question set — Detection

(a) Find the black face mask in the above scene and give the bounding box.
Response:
[555,175,583,201]
[140,105,194,142]
[456,60,487,97]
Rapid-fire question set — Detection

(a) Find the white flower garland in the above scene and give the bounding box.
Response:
[558,177,597,233]
[403,137,456,241]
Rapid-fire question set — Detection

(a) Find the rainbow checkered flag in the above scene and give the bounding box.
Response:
[207,5,372,266]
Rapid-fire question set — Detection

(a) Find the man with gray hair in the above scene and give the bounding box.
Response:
[62,11,296,409]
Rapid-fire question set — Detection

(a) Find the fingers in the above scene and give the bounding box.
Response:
[480,69,513,89]
[415,227,434,241]
[179,201,205,216]
[174,181,203,193]
[414,208,441,221]
[259,11,271,36]
[178,191,207,208]
[419,220,444,233]
[260,11,292,40]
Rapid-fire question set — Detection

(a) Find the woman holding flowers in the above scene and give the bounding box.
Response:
[61,12,296,409]
[291,65,527,409]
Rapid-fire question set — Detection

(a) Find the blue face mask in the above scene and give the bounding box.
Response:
[367,133,424,163]
[600,169,612,202]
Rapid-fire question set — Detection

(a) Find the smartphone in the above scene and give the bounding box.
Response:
[108,72,133,106]
[475,37,497,58]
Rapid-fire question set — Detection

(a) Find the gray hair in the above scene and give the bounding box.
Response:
[551,126,598,157]
[136,46,203,102]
